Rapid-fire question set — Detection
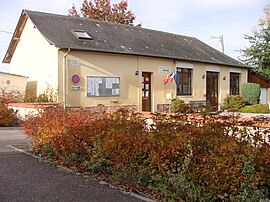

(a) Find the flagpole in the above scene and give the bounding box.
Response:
[163,69,178,113]
[169,98,171,113]
[166,93,173,113]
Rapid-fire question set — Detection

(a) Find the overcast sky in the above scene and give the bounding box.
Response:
[0,0,268,73]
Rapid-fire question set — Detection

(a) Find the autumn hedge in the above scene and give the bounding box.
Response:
[22,108,270,201]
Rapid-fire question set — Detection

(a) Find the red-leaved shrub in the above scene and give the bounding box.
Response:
[0,105,19,127]
[22,108,270,201]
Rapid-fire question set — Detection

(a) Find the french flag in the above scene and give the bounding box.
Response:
[173,70,178,84]
[169,70,178,84]
[169,71,175,83]
[162,71,171,84]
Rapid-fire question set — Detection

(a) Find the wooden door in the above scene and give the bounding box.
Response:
[206,72,219,111]
[142,72,151,112]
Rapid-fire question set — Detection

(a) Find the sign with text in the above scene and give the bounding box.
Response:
[159,66,171,74]
[70,60,80,66]
[70,85,81,90]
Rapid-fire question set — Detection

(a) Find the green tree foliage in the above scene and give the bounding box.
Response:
[240,4,270,78]
[242,83,261,104]
[259,4,270,28]
[68,0,135,25]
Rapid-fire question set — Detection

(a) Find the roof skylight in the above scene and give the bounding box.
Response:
[72,30,92,40]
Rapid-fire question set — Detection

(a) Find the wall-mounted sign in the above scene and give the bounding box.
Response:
[159,66,171,74]
[166,93,173,100]
[70,60,80,66]
[72,74,80,84]
[87,77,120,97]
[70,85,81,90]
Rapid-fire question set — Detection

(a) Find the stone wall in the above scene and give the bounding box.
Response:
[157,104,170,113]
[70,104,139,113]
[8,103,139,120]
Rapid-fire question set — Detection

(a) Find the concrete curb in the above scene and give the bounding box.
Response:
[8,145,156,202]
[7,145,40,159]
[0,127,22,130]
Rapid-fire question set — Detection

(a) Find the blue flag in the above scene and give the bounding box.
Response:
[173,70,178,84]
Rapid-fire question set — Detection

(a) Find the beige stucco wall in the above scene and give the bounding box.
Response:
[10,18,59,98]
[154,63,248,110]
[0,72,27,94]
[58,51,139,108]
[199,66,248,108]
[58,50,248,111]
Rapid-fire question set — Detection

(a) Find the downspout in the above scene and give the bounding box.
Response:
[63,48,70,110]
[136,56,140,111]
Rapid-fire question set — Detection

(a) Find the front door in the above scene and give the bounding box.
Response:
[206,72,219,111]
[142,72,151,112]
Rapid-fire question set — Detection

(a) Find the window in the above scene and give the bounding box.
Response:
[230,73,240,95]
[177,68,192,95]
[72,30,92,40]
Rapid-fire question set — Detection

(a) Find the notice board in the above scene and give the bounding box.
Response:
[87,76,120,97]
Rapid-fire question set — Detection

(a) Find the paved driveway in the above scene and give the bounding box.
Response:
[0,128,145,202]
[0,127,32,153]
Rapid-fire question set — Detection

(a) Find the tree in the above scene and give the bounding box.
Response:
[68,0,135,26]
[259,4,270,28]
[240,4,270,79]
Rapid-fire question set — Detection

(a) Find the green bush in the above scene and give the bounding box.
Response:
[240,104,270,113]
[171,98,184,113]
[223,95,247,110]
[242,83,261,104]
[170,99,194,113]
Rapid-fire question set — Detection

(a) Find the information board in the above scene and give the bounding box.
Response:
[87,76,120,97]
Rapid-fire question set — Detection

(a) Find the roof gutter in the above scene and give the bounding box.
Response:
[55,46,251,69]
[63,48,70,110]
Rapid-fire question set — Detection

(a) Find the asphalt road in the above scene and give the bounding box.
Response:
[0,128,144,202]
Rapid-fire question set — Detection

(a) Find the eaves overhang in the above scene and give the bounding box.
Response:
[2,10,28,64]
[58,46,251,69]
